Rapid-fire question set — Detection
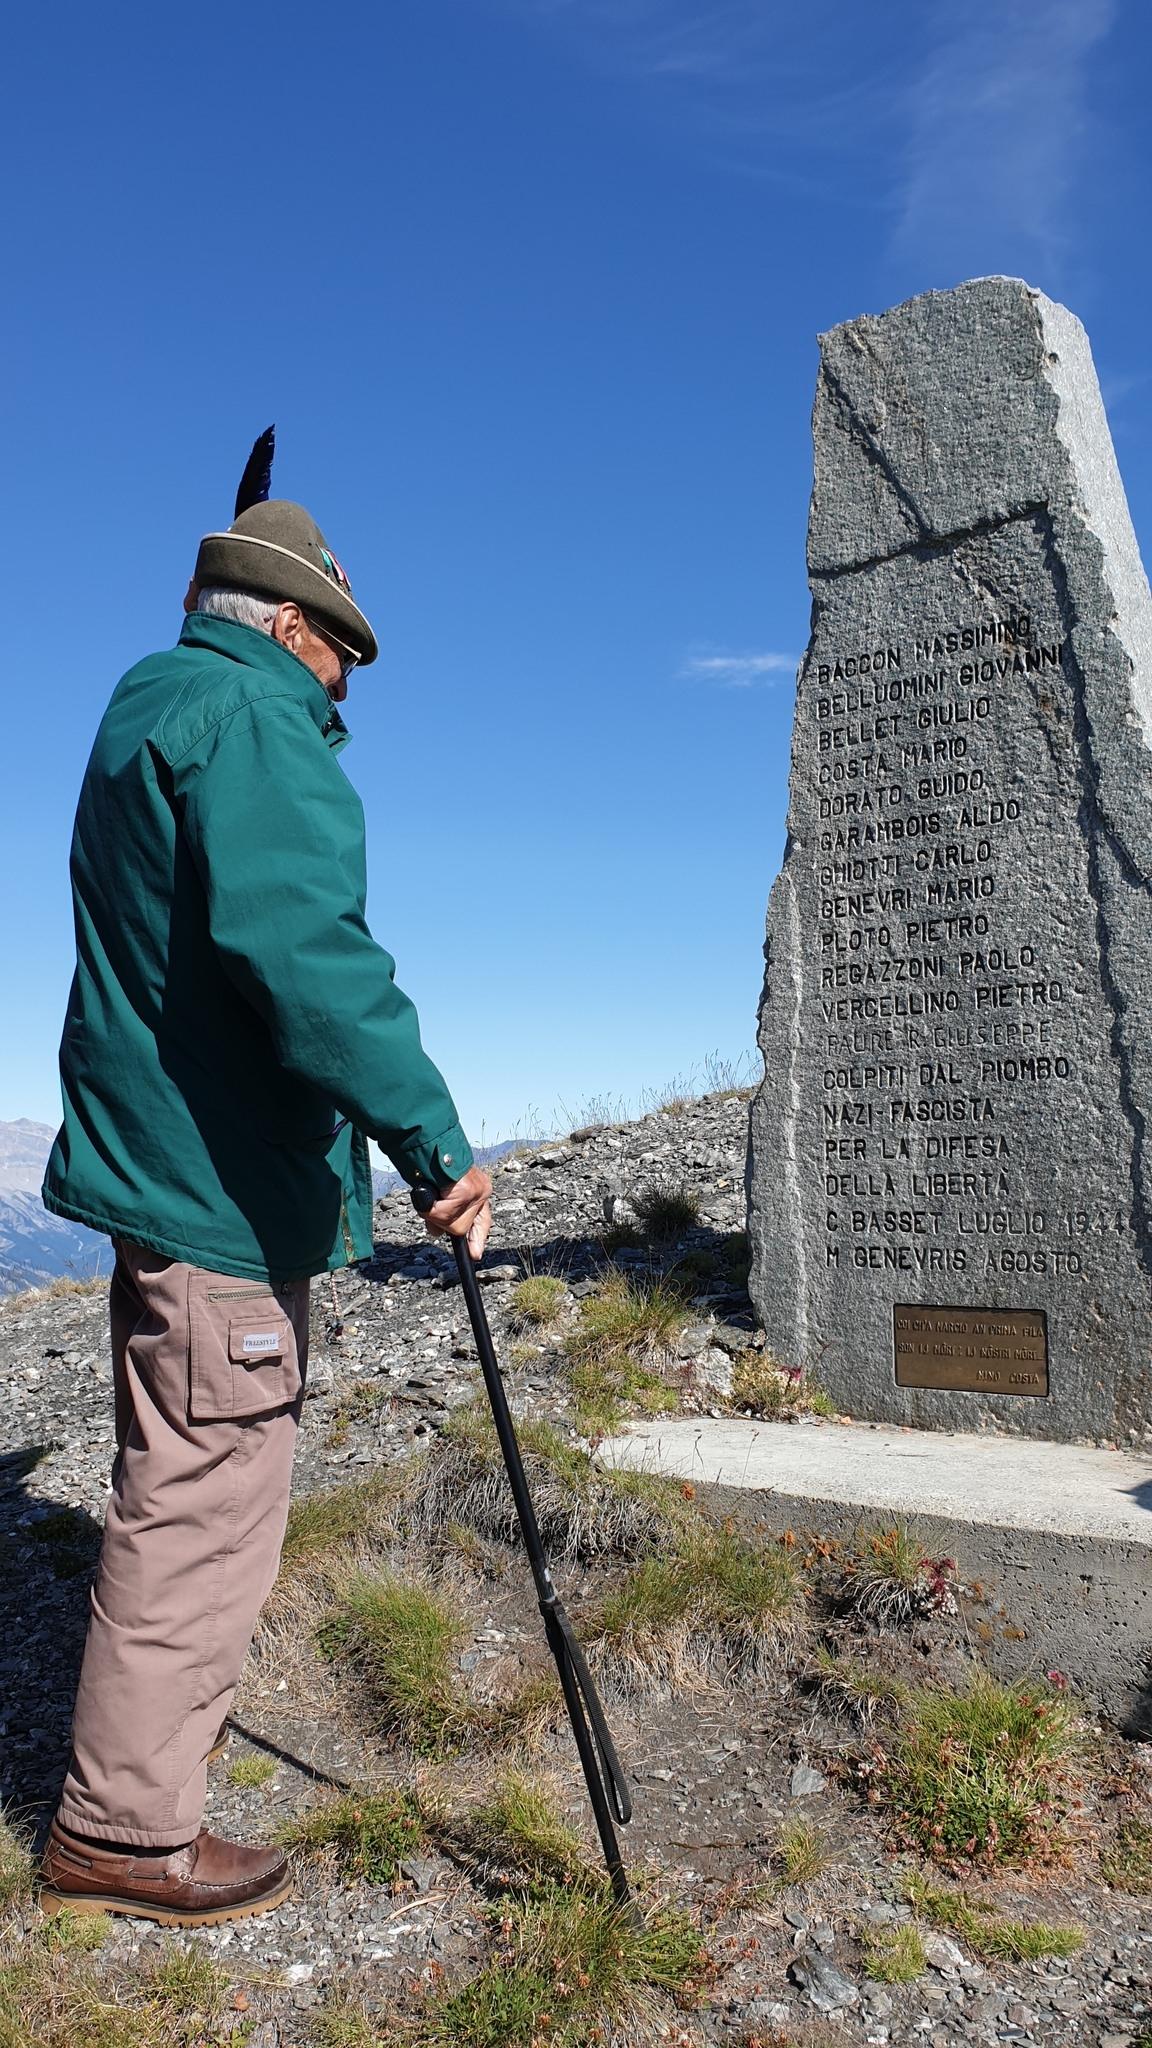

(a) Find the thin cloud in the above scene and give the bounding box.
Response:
[685,651,798,687]
[890,0,1117,281]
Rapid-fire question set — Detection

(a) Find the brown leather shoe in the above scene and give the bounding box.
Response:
[39,1820,293,1926]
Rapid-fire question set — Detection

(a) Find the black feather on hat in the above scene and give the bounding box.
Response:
[193,428,378,665]
[234,425,276,519]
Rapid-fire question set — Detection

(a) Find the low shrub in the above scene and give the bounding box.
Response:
[878,1675,1078,1865]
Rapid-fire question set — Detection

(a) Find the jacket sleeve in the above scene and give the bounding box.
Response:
[176,699,473,1188]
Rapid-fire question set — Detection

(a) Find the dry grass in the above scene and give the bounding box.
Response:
[278,1469,403,1582]
[410,1402,688,1563]
[14,1272,108,1304]
[0,1812,34,1916]
[589,1526,805,1695]
[1101,1816,1152,1894]
[0,1924,236,2048]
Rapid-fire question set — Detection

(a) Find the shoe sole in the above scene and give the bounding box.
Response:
[39,1875,294,1927]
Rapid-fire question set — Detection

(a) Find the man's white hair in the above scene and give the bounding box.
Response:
[196,586,280,632]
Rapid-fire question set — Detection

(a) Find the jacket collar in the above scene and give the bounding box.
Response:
[178,613,352,748]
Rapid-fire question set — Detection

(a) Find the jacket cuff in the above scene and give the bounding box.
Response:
[392,1122,474,1189]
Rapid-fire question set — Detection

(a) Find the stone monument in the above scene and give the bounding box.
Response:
[748,278,1152,1442]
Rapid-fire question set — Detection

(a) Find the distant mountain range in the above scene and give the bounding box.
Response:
[0,1120,110,1294]
[0,1123,527,1295]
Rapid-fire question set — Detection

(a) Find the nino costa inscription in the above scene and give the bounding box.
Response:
[748,278,1152,1442]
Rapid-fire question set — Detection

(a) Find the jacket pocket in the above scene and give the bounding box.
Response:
[189,1282,303,1422]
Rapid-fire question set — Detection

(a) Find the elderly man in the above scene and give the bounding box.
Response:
[38,452,491,1924]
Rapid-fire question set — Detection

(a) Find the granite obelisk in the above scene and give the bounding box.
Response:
[748,278,1152,1442]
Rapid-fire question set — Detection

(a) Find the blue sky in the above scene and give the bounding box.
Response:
[2,0,1149,1149]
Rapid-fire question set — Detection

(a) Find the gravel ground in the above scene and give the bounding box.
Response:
[3,1092,1152,2045]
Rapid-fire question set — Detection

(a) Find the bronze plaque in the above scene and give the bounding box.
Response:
[893,1305,1049,1397]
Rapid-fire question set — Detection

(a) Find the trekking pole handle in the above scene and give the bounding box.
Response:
[411,1177,439,1217]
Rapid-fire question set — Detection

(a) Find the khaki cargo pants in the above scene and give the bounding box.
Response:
[56,1239,310,1847]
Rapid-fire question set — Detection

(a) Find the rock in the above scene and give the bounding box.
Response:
[674,1323,715,1359]
[400,1857,439,1891]
[691,1347,733,1398]
[478,1263,519,1286]
[922,1931,967,1973]
[748,277,1152,1444]
[790,1761,827,1798]
[790,1951,860,2012]
[742,2000,792,2030]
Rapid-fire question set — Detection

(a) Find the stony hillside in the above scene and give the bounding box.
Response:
[0,1119,109,1295]
[2,1091,1152,2048]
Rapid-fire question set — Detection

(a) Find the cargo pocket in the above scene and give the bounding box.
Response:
[189,1280,303,1423]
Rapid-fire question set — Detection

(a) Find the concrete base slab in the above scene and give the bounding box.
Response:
[599,1417,1152,1730]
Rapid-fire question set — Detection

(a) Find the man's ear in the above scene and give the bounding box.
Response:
[182,578,199,614]
[271,603,305,652]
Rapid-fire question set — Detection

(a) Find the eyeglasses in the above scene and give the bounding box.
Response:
[304,612,359,683]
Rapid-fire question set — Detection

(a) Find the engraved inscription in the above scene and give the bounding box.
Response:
[894,1304,1049,1397]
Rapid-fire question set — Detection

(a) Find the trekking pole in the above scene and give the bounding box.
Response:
[411,1181,638,1921]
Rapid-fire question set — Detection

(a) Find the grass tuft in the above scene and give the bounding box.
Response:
[226,1752,277,1789]
[28,1510,102,1581]
[811,1647,909,1725]
[845,1526,957,1625]
[326,1378,393,1449]
[510,1276,568,1328]
[906,1873,1084,1961]
[279,1469,400,1577]
[590,1525,805,1693]
[862,1923,926,1983]
[776,1817,830,1887]
[320,1573,468,1755]
[462,1770,595,1891]
[631,1184,702,1241]
[878,1673,1078,1866]
[565,1273,692,1435]
[310,1996,382,2046]
[0,1928,232,2048]
[423,1881,709,2047]
[280,1787,425,1884]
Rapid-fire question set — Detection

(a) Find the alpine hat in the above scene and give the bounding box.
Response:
[194,501,378,667]
[193,430,378,666]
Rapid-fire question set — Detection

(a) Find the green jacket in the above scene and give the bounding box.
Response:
[43,613,472,1282]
